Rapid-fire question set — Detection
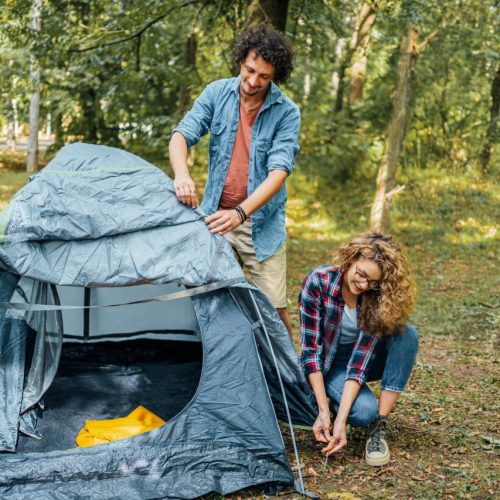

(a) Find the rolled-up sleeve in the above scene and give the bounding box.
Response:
[346,332,378,385]
[172,82,217,148]
[299,273,324,376]
[267,105,300,175]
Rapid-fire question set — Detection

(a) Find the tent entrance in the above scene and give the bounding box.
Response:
[11,279,205,454]
[17,339,202,454]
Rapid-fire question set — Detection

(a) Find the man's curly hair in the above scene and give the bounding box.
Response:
[233,23,294,84]
[335,232,416,337]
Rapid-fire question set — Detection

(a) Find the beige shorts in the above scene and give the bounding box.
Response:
[224,220,287,309]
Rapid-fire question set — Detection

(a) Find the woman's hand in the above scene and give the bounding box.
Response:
[312,409,332,443]
[322,418,347,456]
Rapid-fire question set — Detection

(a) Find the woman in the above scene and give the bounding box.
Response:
[299,231,418,466]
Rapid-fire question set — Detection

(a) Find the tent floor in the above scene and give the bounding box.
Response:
[17,340,202,454]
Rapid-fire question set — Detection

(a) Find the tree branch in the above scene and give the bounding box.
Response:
[70,0,200,53]
[416,30,438,52]
[385,184,405,199]
[365,185,405,208]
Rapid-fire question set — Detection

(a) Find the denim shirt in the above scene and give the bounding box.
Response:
[173,76,300,261]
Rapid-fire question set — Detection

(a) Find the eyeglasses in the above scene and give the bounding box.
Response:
[353,266,381,290]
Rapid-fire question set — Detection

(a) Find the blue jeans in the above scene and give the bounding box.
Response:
[325,325,419,428]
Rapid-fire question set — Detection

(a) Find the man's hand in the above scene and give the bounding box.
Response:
[312,409,332,444]
[173,175,198,208]
[205,209,242,235]
[322,418,347,456]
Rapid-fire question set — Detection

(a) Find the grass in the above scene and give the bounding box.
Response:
[1,152,498,499]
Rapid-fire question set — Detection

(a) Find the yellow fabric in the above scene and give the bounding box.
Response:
[76,406,165,448]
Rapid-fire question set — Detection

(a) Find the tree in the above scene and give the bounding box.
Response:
[246,0,289,32]
[480,64,499,170]
[177,32,198,117]
[27,0,42,173]
[370,23,436,230]
[5,98,17,151]
[348,0,378,108]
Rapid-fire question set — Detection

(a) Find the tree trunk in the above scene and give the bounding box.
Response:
[7,120,16,151]
[333,16,356,114]
[45,112,52,137]
[331,37,346,99]
[370,25,420,231]
[6,99,16,151]
[480,64,500,170]
[302,34,312,102]
[53,112,65,150]
[348,1,377,107]
[246,0,289,31]
[27,0,42,173]
[334,52,350,114]
[13,97,20,138]
[177,32,198,117]
[80,86,98,143]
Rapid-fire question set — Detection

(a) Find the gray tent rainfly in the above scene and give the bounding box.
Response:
[0,143,317,499]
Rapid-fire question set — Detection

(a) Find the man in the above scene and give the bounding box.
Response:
[169,23,300,334]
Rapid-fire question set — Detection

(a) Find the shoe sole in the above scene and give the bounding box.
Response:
[365,451,390,467]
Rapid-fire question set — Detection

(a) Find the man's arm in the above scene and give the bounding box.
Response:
[169,83,217,208]
[169,132,198,208]
[205,170,287,234]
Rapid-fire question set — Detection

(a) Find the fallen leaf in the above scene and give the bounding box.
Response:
[307,466,318,477]
[326,493,361,500]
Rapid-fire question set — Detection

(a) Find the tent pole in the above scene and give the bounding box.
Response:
[83,288,90,342]
[248,290,308,497]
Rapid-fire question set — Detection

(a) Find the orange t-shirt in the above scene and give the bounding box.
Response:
[218,101,263,210]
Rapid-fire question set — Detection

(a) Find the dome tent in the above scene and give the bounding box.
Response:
[0,143,316,499]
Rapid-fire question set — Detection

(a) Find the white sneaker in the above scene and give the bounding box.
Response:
[365,416,391,466]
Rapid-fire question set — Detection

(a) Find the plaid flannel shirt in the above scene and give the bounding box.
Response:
[299,265,379,385]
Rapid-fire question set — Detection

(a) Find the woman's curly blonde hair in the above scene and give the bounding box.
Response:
[335,231,416,337]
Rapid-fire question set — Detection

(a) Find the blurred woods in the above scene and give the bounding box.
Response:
[0,0,498,228]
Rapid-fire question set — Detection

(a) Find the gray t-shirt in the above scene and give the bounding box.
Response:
[340,303,359,345]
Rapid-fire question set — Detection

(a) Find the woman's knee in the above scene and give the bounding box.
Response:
[390,324,419,354]
[347,396,378,428]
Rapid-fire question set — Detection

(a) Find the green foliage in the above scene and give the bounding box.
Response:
[0,0,498,173]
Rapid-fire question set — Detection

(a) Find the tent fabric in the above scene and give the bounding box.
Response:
[0,143,316,499]
[0,272,27,452]
[0,143,242,287]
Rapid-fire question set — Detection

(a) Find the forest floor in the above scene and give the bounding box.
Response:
[1,151,498,499]
[279,165,499,499]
